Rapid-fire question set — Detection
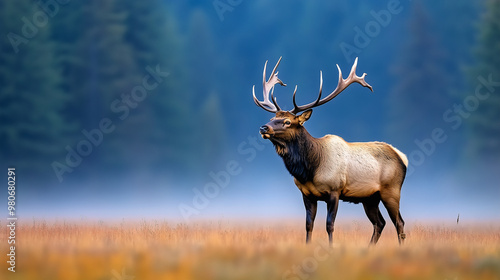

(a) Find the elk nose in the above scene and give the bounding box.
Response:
[259,125,269,134]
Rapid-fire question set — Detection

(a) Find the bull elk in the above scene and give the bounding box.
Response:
[252,57,407,245]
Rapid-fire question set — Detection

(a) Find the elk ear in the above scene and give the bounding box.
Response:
[298,109,312,125]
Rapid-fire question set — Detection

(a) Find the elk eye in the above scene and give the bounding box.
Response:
[284,119,291,126]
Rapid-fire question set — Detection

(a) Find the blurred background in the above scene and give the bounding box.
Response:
[1,0,499,222]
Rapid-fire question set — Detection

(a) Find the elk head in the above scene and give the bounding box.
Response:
[253,57,373,142]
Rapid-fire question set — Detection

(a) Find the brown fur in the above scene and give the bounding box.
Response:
[255,57,405,245]
[260,110,407,245]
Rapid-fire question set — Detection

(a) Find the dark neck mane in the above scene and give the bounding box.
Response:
[271,128,321,184]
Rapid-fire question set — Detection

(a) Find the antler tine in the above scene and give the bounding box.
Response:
[270,87,281,111]
[289,57,372,114]
[348,57,373,92]
[253,85,276,113]
[270,56,282,81]
[314,71,323,106]
[262,59,268,100]
[292,85,298,110]
[291,71,323,113]
[253,57,286,113]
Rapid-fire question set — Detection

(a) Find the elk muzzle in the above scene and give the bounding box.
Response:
[259,125,273,139]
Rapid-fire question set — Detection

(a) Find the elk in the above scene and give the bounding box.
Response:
[252,57,407,245]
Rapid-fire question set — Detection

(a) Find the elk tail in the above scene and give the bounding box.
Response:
[390,146,408,167]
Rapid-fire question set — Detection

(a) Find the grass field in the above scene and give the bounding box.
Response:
[2,219,500,280]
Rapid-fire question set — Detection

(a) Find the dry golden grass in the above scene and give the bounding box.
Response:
[2,219,500,280]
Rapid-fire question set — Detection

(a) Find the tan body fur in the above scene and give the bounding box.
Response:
[254,57,407,245]
[296,135,407,201]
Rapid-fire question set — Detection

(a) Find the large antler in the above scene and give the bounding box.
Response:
[253,57,287,113]
[289,57,373,114]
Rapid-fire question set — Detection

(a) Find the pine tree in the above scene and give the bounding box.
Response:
[465,0,500,162]
[387,2,451,151]
[199,92,228,170]
[185,9,228,172]
[49,1,202,177]
[51,0,142,174]
[186,9,217,100]
[117,0,197,175]
[0,1,69,178]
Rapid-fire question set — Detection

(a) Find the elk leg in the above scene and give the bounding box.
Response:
[326,194,339,244]
[398,212,406,241]
[362,196,385,245]
[303,194,317,244]
[381,194,405,245]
